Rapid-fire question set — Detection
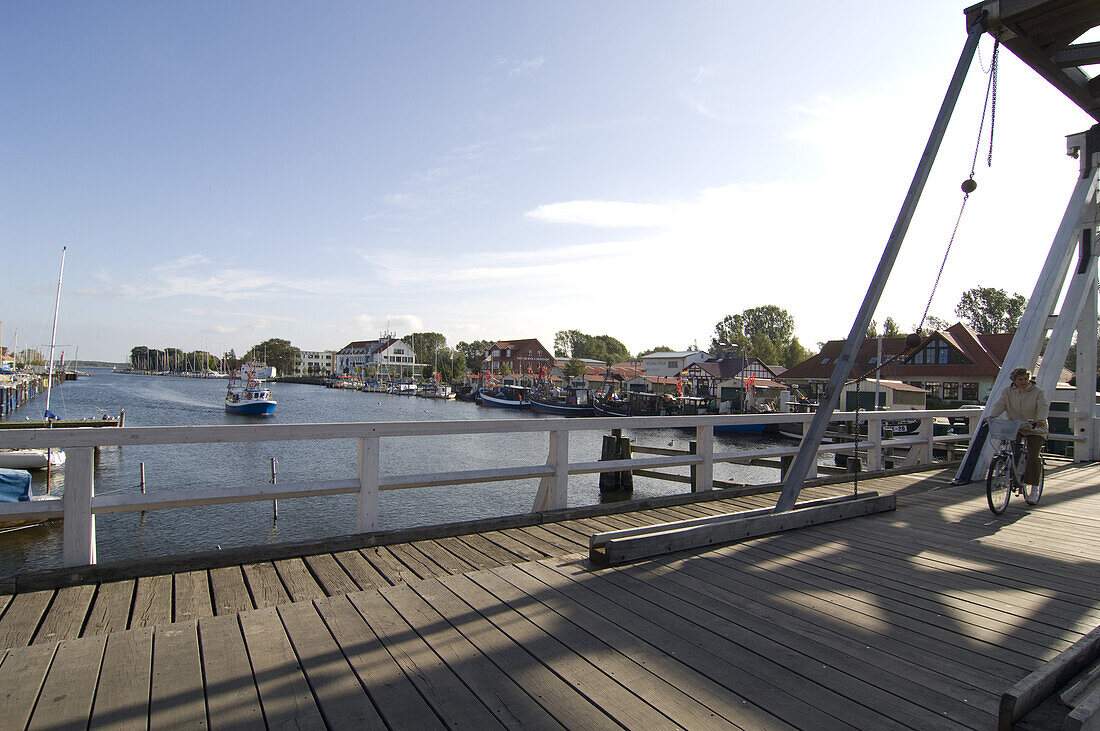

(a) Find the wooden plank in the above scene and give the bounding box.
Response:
[504,526,570,556]
[302,553,361,595]
[455,532,526,564]
[380,581,566,728]
[435,535,500,570]
[0,642,57,729]
[150,623,207,729]
[0,593,11,617]
[347,588,505,729]
[240,606,325,730]
[478,529,547,561]
[0,590,54,649]
[314,594,443,729]
[442,572,675,729]
[409,578,621,729]
[90,627,153,731]
[209,566,255,615]
[469,565,746,729]
[593,494,896,566]
[386,542,445,579]
[173,570,213,623]
[130,574,173,628]
[510,560,776,729]
[83,579,136,637]
[330,550,389,590]
[361,545,417,584]
[33,583,96,645]
[273,558,326,602]
[530,522,588,551]
[27,634,107,731]
[277,600,385,727]
[198,614,265,731]
[408,539,477,574]
[602,555,995,728]
[241,561,290,608]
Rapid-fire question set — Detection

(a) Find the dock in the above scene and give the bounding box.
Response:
[2,461,1097,728]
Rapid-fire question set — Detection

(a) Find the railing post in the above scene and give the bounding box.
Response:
[867,415,883,471]
[357,436,379,532]
[694,425,713,492]
[63,446,96,566]
[533,429,569,511]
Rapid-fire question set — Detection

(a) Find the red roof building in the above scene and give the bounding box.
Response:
[480,338,554,378]
[779,322,1015,403]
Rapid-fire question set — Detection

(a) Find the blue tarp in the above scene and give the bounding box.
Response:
[0,468,32,502]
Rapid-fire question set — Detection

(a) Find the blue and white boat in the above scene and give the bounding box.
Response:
[225,367,277,415]
[478,385,531,409]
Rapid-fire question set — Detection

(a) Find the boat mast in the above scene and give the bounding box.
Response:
[45,246,66,418]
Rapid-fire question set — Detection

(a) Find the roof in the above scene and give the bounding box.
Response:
[966,0,1100,120]
[780,322,1013,382]
[638,350,706,360]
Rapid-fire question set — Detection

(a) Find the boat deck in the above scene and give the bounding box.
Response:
[2,461,1098,728]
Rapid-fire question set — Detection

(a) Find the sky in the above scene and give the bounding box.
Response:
[2,2,1097,363]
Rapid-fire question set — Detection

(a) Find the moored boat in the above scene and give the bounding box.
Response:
[530,386,594,416]
[0,448,66,471]
[478,385,531,409]
[225,367,277,415]
[0,467,60,533]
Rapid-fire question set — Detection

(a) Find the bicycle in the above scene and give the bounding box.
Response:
[985,418,1045,514]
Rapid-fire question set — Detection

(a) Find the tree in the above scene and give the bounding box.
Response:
[402,332,447,370]
[564,357,586,378]
[553,330,630,364]
[867,317,902,339]
[955,287,1026,333]
[456,340,491,372]
[242,338,299,377]
[710,305,808,367]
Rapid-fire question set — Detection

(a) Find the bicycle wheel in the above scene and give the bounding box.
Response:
[987,455,1012,514]
[1024,460,1045,505]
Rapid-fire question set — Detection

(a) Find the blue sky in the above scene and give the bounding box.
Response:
[2,2,1096,362]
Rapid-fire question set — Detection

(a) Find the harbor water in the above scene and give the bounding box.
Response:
[0,370,794,578]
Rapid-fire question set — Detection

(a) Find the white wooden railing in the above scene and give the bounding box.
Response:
[0,409,988,567]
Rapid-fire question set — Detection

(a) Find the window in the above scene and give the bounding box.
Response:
[943,382,959,400]
[668,360,677,368]
[962,382,978,400]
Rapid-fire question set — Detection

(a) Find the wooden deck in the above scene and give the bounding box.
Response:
[1,461,1098,728]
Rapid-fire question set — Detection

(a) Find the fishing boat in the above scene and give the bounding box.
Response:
[478,385,531,409]
[592,390,665,417]
[455,384,478,402]
[530,386,594,416]
[225,366,277,415]
[0,467,59,532]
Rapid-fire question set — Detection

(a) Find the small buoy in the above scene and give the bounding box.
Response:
[905,333,922,348]
[961,178,977,194]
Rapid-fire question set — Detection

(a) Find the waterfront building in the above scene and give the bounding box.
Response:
[680,357,780,399]
[777,322,1048,404]
[334,336,417,381]
[296,350,334,376]
[637,349,709,378]
[480,338,553,380]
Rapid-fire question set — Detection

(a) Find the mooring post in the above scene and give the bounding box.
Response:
[139,462,146,520]
[270,457,278,523]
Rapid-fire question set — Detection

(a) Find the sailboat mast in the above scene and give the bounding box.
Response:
[45,246,66,417]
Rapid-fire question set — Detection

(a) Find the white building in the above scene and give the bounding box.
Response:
[334,337,417,380]
[296,350,334,376]
[638,350,710,378]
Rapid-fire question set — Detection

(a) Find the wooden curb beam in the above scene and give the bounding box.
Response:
[589,492,895,566]
[999,622,1100,730]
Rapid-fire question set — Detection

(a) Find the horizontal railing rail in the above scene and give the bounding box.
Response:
[0,408,983,567]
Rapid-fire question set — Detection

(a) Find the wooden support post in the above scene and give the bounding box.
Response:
[533,429,569,511]
[867,415,883,471]
[270,457,278,523]
[357,436,379,533]
[694,425,713,492]
[599,428,632,493]
[63,446,96,567]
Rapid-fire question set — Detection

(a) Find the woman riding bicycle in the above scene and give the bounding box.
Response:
[986,366,1048,486]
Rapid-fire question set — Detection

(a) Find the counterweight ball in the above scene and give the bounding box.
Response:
[905,333,922,349]
[961,178,977,194]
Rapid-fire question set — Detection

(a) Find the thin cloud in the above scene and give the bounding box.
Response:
[526,200,677,228]
[507,56,546,78]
